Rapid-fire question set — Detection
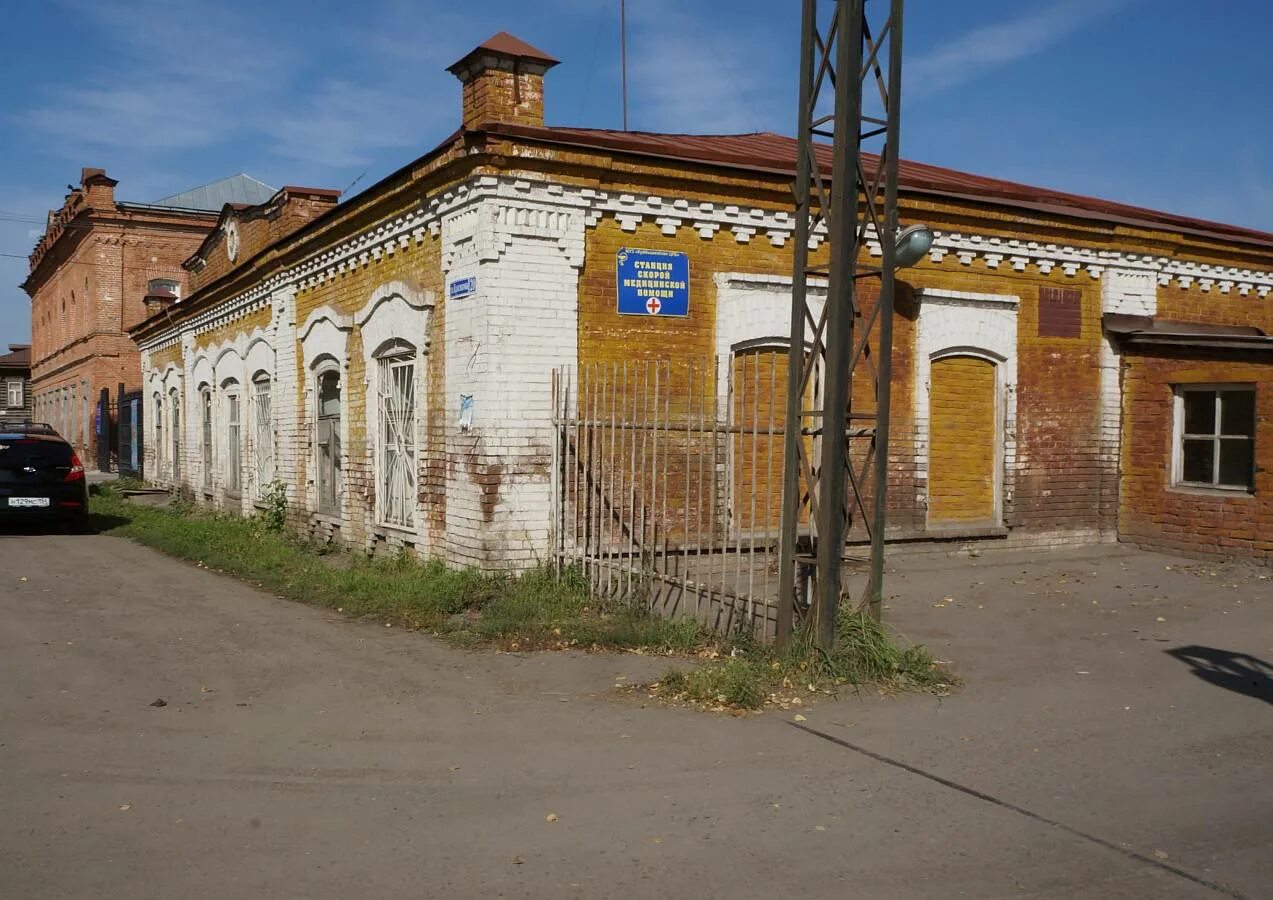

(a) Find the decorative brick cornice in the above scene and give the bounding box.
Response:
[137,172,1273,353]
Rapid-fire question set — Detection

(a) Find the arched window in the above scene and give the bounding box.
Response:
[200,386,213,491]
[314,363,342,515]
[169,388,181,483]
[148,278,180,298]
[251,373,273,497]
[222,380,242,497]
[374,340,417,528]
[153,393,164,478]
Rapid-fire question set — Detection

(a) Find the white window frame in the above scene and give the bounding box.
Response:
[314,363,343,517]
[374,344,418,529]
[148,278,180,298]
[169,388,181,483]
[200,386,213,492]
[153,393,165,477]
[1171,384,1257,493]
[222,382,242,497]
[5,379,22,408]
[251,373,274,500]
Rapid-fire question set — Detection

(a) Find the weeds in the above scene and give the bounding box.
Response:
[88,485,712,654]
[259,479,288,532]
[655,606,954,710]
[88,485,953,710]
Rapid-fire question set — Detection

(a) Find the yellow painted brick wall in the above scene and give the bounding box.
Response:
[292,229,446,553]
[193,306,271,352]
[928,355,997,525]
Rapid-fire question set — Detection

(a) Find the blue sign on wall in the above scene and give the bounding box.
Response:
[448,276,477,300]
[616,248,690,317]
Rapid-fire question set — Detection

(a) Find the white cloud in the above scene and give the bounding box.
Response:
[625,0,777,134]
[264,81,432,168]
[906,0,1135,99]
[19,0,455,171]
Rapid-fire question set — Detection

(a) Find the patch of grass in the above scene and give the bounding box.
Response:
[87,485,714,654]
[89,485,954,708]
[655,607,954,711]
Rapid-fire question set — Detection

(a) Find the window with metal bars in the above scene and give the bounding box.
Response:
[1174,386,1256,491]
[200,387,213,491]
[376,353,416,528]
[252,375,273,498]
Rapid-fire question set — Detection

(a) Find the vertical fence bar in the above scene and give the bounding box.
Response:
[550,368,559,575]
[765,350,778,632]
[707,356,720,619]
[618,361,630,598]
[667,361,677,588]
[573,366,582,576]
[650,363,661,598]
[695,362,708,613]
[638,361,650,606]
[605,362,618,596]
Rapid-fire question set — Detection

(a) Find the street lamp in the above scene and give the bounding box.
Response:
[894,223,934,268]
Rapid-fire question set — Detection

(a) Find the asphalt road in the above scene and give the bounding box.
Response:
[1,532,1270,899]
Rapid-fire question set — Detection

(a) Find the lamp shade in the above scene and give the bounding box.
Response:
[894,224,934,268]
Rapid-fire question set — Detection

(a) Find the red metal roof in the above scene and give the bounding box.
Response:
[449,32,559,73]
[483,124,1273,250]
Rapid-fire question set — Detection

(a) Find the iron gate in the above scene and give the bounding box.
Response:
[551,358,805,639]
[94,386,143,478]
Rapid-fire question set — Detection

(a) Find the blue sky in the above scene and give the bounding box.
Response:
[2,0,1271,342]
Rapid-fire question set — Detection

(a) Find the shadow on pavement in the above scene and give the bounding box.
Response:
[1167,645,1273,705]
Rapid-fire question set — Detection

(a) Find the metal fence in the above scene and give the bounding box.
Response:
[551,356,808,638]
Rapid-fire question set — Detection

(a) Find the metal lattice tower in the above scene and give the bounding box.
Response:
[776,0,906,650]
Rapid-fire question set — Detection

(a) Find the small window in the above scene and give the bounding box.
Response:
[148,278,180,298]
[1038,287,1082,338]
[5,379,22,408]
[1174,386,1256,491]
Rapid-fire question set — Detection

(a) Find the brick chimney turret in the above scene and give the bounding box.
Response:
[80,167,118,209]
[447,32,559,130]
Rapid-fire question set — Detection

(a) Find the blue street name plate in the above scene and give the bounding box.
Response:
[448,276,476,300]
[616,248,689,317]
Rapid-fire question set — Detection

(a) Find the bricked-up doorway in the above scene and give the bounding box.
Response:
[927,354,999,527]
[728,342,817,537]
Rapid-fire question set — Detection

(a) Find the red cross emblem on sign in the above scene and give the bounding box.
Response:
[645,296,662,314]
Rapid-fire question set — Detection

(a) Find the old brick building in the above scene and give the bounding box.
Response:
[128,32,1272,587]
[23,169,274,468]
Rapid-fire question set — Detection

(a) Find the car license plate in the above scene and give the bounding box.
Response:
[8,497,50,508]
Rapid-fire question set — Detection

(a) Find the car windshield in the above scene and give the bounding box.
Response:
[0,439,73,466]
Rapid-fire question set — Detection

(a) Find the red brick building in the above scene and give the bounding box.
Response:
[23,169,274,468]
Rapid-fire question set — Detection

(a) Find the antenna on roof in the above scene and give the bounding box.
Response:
[620,0,629,131]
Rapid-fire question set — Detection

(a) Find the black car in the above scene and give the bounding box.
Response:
[0,425,89,530]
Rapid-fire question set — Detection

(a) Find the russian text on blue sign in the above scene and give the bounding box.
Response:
[616,248,690,317]
[448,276,477,300]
